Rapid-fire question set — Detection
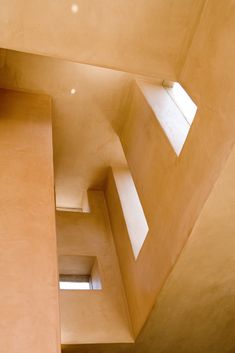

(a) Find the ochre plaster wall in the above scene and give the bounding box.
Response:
[57,191,133,344]
[0,49,130,210]
[105,0,235,338]
[0,0,205,78]
[131,125,235,353]
[0,89,60,353]
[130,2,235,351]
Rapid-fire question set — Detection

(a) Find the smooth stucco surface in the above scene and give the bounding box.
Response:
[0,0,204,78]
[88,113,235,353]
[0,89,60,353]
[63,144,235,351]
[0,0,235,351]
[0,50,130,209]
[135,128,235,353]
[57,191,133,344]
[105,0,235,340]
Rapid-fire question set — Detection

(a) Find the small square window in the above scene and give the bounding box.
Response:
[58,255,102,291]
[59,274,91,290]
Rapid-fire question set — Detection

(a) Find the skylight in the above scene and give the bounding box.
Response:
[163,81,197,125]
[137,79,198,155]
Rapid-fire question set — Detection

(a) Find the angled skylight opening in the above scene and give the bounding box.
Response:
[137,79,198,156]
[163,80,197,125]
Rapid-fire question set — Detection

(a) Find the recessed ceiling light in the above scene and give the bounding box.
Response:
[70,88,76,95]
[71,4,79,13]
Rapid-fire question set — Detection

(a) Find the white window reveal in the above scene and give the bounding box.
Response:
[112,167,149,260]
[162,80,197,125]
[137,79,198,156]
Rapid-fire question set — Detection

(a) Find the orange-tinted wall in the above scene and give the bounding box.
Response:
[57,191,133,344]
[0,89,60,353]
[106,0,235,336]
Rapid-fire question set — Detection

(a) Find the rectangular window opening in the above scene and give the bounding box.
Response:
[112,167,149,260]
[163,80,197,125]
[137,79,198,156]
[59,274,91,290]
[58,255,102,291]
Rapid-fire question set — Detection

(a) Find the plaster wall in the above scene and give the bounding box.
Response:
[130,2,235,351]
[105,0,235,337]
[57,191,133,344]
[0,0,205,78]
[0,49,130,210]
[0,89,60,353]
[131,118,235,353]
